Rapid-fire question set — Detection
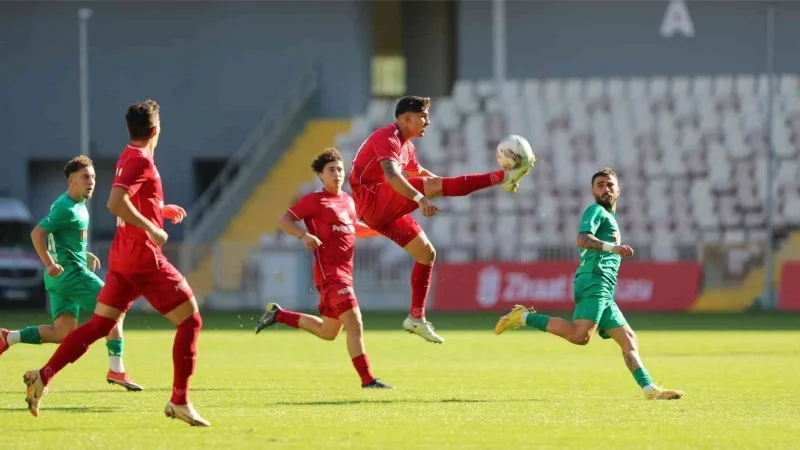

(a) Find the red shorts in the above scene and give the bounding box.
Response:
[353,177,424,247]
[317,282,358,320]
[97,260,194,315]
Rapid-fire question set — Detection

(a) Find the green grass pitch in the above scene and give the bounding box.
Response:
[1,311,799,449]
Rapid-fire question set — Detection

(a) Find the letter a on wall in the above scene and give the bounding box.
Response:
[661,0,695,38]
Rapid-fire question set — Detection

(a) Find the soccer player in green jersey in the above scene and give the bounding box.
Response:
[494,168,683,400]
[0,156,142,391]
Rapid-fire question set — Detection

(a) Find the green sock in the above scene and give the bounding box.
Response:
[633,367,653,388]
[106,339,124,357]
[19,326,42,345]
[525,313,550,332]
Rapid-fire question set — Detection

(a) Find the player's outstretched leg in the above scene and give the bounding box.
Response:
[165,300,209,427]
[23,313,119,417]
[606,325,684,400]
[1,327,43,357]
[105,317,143,391]
[256,302,323,334]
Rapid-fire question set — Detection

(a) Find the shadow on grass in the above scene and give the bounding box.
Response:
[2,311,799,332]
[276,397,543,407]
[0,406,118,413]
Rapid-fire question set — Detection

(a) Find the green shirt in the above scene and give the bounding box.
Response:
[575,203,622,286]
[38,193,90,286]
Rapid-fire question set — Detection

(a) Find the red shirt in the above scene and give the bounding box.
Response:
[288,190,358,288]
[108,145,166,273]
[349,123,420,188]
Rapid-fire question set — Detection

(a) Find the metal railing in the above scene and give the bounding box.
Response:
[181,63,321,273]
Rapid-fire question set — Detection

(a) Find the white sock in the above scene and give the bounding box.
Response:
[642,384,657,392]
[521,312,530,325]
[109,356,125,374]
[7,331,21,345]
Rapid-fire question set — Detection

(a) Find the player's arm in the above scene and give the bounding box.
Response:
[30,226,58,270]
[107,188,160,235]
[575,205,633,257]
[380,160,425,201]
[354,222,380,239]
[576,232,613,252]
[278,211,321,251]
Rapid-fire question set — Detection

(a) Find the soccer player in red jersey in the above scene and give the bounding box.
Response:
[22,99,210,427]
[255,148,393,389]
[349,96,536,343]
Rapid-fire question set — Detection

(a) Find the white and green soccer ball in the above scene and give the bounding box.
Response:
[496,134,534,170]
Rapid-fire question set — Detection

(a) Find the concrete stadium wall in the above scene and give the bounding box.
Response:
[457,1,800,80]
[0,1,371,235]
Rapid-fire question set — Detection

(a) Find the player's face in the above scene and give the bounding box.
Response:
[70,166,96,200]
[592,175,619,209]
[318,160,345,192]
[404,109,430,138]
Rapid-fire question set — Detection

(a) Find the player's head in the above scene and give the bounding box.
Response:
[395,96,430,138]
[64,155,96,200]
[311,148,345,192]
[591,168,619,209]
[126,99,161,147]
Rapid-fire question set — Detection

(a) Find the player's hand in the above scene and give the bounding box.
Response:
[300,233,322,251]
[86,252,101,271]
[46,263,64,277]
[612,245,635,258]
[419,197,439,218]
[163,204,187,225]
[147,227,169,246]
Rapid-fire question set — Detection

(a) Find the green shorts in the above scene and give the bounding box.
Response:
[46,269,104,321]
[572,274,627,339]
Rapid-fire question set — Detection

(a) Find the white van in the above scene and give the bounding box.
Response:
[0,197,46,310]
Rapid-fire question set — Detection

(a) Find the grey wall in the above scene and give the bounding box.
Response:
[458,1,800,80]
[0,1,371,232]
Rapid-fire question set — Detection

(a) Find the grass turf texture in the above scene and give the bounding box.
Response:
[1,312,798,449]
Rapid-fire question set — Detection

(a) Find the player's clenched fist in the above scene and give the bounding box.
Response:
[419,198,439,217]
[147,227,169,246]
[612,245,635,258]
[46,263,64,277]
[300,233,322,251]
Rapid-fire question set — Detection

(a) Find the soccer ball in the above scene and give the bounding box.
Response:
[496,135,534,170]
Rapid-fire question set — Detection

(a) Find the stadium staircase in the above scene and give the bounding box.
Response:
[691,232,800,311]
[186,120,351,303]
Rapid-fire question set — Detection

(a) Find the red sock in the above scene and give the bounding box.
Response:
[171,312,202,405]
[40,315,116,385]
[276,310,301,329]
[352,353,375,385]
[441,170,504,197]
[411,262,434,319]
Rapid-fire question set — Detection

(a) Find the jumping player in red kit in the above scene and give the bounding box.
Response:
[23,99,210,427]
[350,96,536,343]
[255,148,392,389]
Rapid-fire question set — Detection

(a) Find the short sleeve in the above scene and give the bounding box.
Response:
[578,205,604,235]
[287,194,320,220]
[405,143,421,172]
[373,133,402,164]
[38,204,73,233]
[113,157,152,197]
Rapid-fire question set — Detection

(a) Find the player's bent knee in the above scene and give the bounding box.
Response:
[570,333,592,346]
[422,176,443,198]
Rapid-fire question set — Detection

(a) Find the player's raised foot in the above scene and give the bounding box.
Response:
[107,370,144,391]
[255,302,283,334]
[165,401,210,427]
[645,387,684,400]
[501,154,537,193]
[23,370,48,418]
[402,316,445,344]
[0,328,9,357]
[494,304,535,335]
[362,378,395,389]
